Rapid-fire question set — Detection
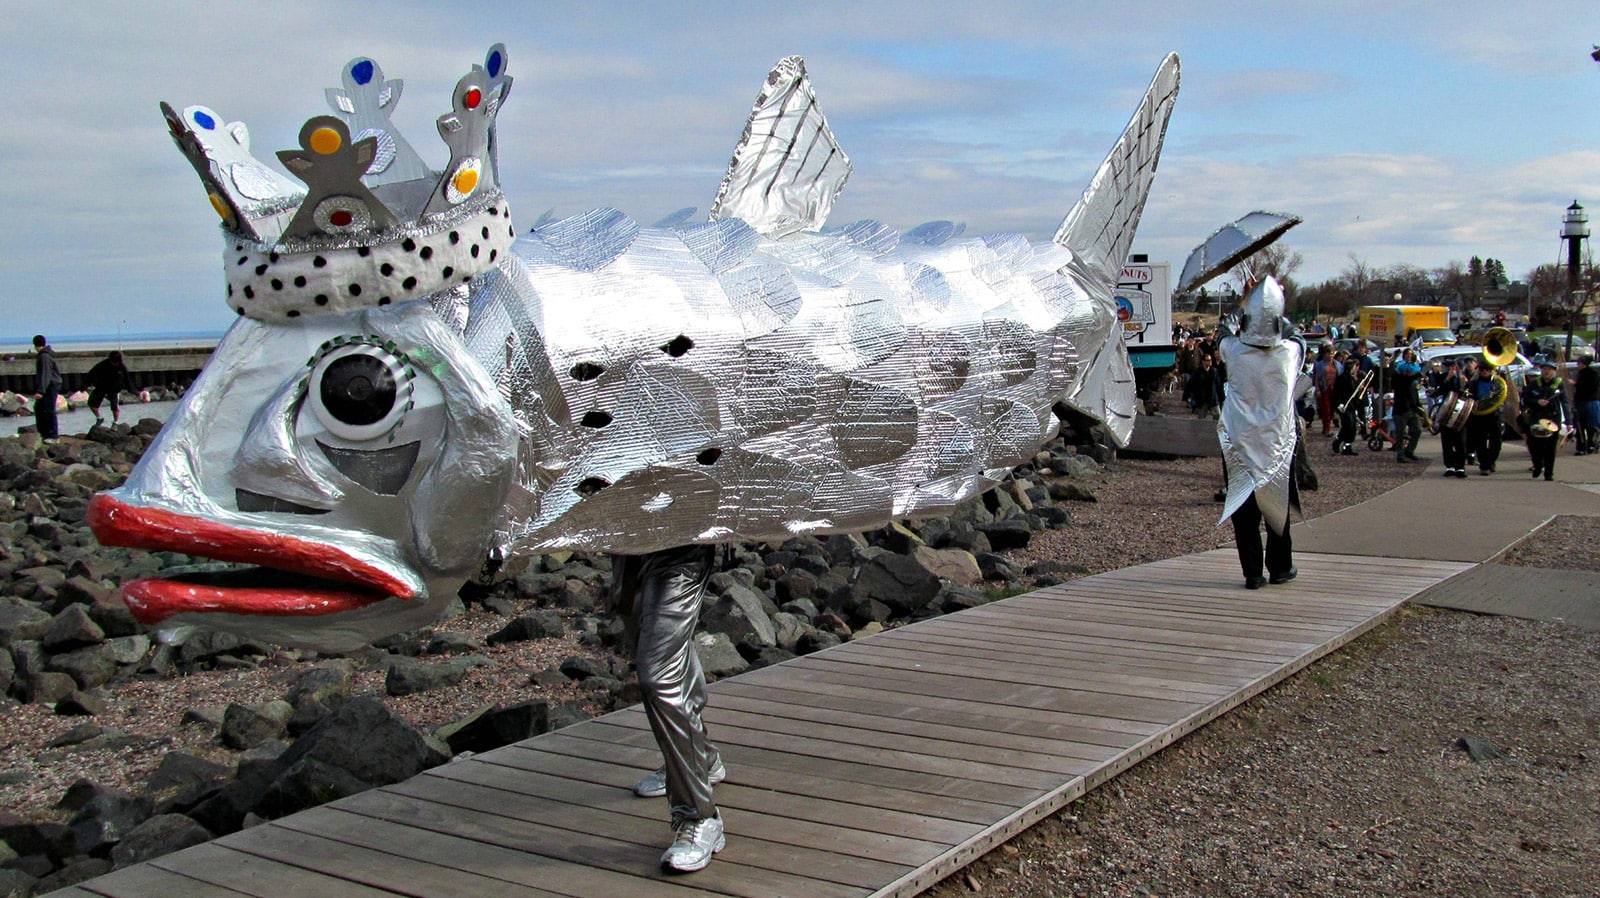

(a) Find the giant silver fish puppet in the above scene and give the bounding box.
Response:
[1216,277,1305,536]
[90,46,1181,649]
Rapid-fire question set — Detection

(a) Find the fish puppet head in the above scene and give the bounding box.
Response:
[89,47,520,650]
[1236,277,1287,349]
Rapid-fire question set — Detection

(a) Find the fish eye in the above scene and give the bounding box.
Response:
[306,339,415,441]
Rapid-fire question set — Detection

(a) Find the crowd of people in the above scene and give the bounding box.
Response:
[1164,319,1600,483]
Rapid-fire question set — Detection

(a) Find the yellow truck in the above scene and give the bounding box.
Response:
[1357,305,1454,347]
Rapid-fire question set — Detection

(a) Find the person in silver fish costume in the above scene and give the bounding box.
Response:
[1216,277,1305,589]
[92,46,1183,873]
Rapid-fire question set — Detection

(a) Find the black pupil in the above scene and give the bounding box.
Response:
[321,354,396,426]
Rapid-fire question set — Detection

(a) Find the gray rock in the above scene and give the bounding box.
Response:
[770,612,811,653]
[694,632,748,678]
[55,777,111,811]
[180,705,225,729]
[284,660,354,709]
[28,671,77,705]
[55,690,107,717]
[46,645,118,690]
[219,700,293,750]
[911,545,983,586]
[144,753,230,815]
[257,758,372,819]
[487,610,565,646]
[934,582,992,612]
[86,596,140,639]
[1048,480,1099,502]
[109,814,212,868]
[45,723,103,750]
[384,654,491,697]
[34,856,112,893]
[425,629,483,655]
[0,868,38,898]
[53,575,115,611]
[69,791,153,856]
[975,552,1024,583]
[103,635,151,666]
[850,553,943,618]
[702,585,777,647]
[41,605,104,651]
[436,700,551,755]
[0,601,52,644]
[1457,735,1507,762]
[558,656,607,681]
[974,518,1034,550]
[277,696,449,787]
[0,647,11,697]
[775,569,819,603]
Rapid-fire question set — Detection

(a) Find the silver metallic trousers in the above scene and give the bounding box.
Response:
[610,545,721,824]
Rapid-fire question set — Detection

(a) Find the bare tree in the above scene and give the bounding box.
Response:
[1340,253,1374,298]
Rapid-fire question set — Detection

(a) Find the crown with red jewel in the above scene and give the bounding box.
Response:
[161,44,515,321]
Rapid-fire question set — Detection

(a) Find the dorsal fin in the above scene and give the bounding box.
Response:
[709,56,851,239]
[1054,53,1180,284]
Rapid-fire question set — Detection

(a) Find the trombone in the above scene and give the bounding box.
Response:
[1338,368,1374,415]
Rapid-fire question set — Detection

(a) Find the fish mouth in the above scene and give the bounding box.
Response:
[87,494,415,623]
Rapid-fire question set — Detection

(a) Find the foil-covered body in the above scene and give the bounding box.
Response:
[466,212,1109,555]
[1217,280,1304,536]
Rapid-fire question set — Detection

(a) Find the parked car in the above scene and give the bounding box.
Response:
[1534,333,1595,362]
[1333,337,1379,355]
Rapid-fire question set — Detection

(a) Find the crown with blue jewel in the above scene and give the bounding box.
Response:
[161,44,515,321]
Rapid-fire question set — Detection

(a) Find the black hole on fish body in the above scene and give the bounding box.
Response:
[442,266,455,278]
[235,307,245,316]
[381,263,394,276]
[287,310,301,318]
[243,286,255,299]
[378,297,391,306]
[269,252,280,263]
[489,249,497,262]
[402,238,416,252]
[470,244,480,258]
[319,354,396,426]
[449,231,460,244]
[402,276,417,290]
[237,256,248,266]
[349,283,362,296]
[420,246,433,260]
[227,284,233,297]
[481,226,490,239]
[255,263,268,276]
[315,294,329,306]
[576,476,611,497]
[696,447,722,465]
[271,279,283,291]
[569,362,605,381]
[357,247,371,257]
[580,410,613,428]
[661,335,694,357]
[294,275,307,288]
[313,255,327,268]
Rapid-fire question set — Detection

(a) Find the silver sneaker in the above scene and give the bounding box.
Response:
[631,759,726,798]
[660,815,724,873]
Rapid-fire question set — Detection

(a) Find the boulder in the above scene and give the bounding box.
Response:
[104,635,151,666]
[849,553,942,617]
[1047,480,1099,502]
[256,758,373,818]
[219,700,293,750]
[284,660,354,710]
[974,519,1034,550]
[384,654,491,697]
[424,630,483,655]
[108,814,213,868]
[28,672,78,705]
[144,752,230,815]
[0,869,36,898]
[701,585,776,647]
[52,690,106,717]
[44,603,106,651]
[436,700,551,755]
[0,602,52,644]
[558,656,607,681]
[911,546,983,586]
[46,645,119,690]
[68,791,153,856]
[276,696,449,788]
[487,611,565,646]
[32,857,111,893]
[694,632,748,678]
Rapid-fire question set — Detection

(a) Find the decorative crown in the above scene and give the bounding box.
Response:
[161,44,516,321]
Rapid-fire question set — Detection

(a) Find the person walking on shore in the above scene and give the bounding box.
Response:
[86,350,134,426]
[1466,362,1507,475]
[1217,278,1302,590]
[1573,356,1599,455]
[1389,348,1423,463]
[1522,360,1569,481]
[31,334,62,441]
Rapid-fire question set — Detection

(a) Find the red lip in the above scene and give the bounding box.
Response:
[88,494,413,622]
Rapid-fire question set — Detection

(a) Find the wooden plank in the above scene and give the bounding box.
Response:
[150,842,403,897]
[362,775,889,896]
[419,758,962,863]
[217,818,571,898]
[56,866,255,898]
[501,739,1018,827]
[272,807,722,898]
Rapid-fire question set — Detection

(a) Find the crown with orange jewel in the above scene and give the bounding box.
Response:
[161,44,515,321]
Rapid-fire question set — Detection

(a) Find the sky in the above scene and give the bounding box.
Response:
[3,0,1599,339]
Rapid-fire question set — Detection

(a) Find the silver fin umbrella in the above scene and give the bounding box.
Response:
[1176,210,1301,294]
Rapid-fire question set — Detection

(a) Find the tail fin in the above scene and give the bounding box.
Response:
[1054,54,1180,448]
[1054,53,1181,279]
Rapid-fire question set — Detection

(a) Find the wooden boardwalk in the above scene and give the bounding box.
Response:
[50,549,1470,898]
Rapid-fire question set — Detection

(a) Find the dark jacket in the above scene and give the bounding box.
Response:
[1521,375,1569,428]
[1390,360,1422,416]
[35,347,62,395]
[1575,366,1599,404]
[87,356,132,394]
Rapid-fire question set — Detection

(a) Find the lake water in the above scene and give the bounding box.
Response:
[1,399,182,438]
